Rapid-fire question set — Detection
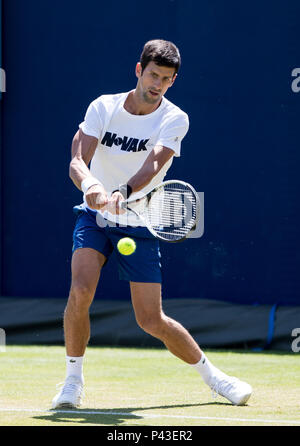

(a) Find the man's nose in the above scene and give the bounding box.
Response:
[153,78,162,90]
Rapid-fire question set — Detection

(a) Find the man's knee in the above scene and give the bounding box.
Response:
[136,312,167,338]
[67,283,95,313]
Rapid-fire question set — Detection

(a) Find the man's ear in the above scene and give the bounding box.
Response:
[136,62,142,79]
[170,73,177,86]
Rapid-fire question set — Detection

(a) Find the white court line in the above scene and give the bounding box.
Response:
[0,407,299,425]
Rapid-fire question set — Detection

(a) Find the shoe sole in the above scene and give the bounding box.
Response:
[234,391,252,406]
[52,400,82,410]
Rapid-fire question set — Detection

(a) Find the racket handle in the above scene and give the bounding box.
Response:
[119,201,127,210]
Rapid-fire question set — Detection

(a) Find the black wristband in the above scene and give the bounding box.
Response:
[112,184,132,199]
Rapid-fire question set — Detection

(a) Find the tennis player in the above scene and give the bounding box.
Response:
[52,39,252,409]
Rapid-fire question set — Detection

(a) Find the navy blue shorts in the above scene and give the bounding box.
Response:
[72,205,162,283]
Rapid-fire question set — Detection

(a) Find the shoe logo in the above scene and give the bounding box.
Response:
[69,359,76,363]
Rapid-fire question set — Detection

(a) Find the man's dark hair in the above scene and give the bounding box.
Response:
[140,39,181,75]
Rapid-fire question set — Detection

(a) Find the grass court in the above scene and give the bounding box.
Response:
[0,345,299,426]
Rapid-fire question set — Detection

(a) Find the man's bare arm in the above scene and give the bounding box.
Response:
[128,145,175,193]
[69,129,99,190]
[109,145,175,214]
[69,129,108,210]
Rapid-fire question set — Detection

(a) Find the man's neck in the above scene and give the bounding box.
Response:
[124,90,162,116]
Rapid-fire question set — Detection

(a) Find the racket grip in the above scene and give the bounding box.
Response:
[119,201,127,210]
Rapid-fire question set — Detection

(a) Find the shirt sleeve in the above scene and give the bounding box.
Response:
[156,112,189,157]
[78,100,103,139]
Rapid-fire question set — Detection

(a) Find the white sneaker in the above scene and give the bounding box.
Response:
[52,375,84,409]
[209,371,252,406]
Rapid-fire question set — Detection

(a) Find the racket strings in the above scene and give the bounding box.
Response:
[145,183,198,241]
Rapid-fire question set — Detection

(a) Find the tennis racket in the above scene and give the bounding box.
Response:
[120,180,200,242]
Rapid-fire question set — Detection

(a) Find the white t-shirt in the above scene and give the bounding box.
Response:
[79,90,189,226]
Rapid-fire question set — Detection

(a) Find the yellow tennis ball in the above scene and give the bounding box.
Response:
[117,237,136,255]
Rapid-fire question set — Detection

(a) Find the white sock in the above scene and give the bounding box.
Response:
[190,352,220,386]
[66,356,84,383]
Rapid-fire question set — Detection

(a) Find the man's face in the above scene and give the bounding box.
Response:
[136,61,176,105]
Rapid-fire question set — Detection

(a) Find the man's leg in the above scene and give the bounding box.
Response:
[52,247,106,409]
[130,282,201,364]
[64,247,106,356]
[130,281,252,406]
